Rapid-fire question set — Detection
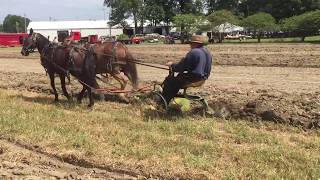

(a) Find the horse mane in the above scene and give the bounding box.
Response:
[34,33,49,43]
[32,33,50,52]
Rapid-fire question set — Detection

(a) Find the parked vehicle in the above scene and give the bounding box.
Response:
[99,36,115,42]
[148,38,159,43]
[164,36,175,44]
[131,34,144,44]
[169,32,181,40]
[80,35,98,44]
[65,31,81,41]
[117,34,132,44]
[225,34,252,41]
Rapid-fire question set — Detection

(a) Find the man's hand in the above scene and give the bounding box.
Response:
[165,61,174,67]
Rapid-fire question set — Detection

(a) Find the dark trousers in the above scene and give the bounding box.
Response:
[162,73,202,103]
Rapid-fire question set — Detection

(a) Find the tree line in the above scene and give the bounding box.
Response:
[104,0,320,42]
[0,1,318,42]
[0,15,30,33]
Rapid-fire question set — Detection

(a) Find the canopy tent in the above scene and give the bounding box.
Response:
[215,23,244,33]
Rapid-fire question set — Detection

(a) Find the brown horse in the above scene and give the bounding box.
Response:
[21,32,71,102]
[21,32,96,107]
[68,46,96,107]
[65,40,139,92]
[93,42,139,94]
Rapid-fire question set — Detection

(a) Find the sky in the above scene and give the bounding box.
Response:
[0,0,110,23]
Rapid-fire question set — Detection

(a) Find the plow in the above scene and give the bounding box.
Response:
[63,60,212,117]
[98,71,213,117]
[84,69,212,117]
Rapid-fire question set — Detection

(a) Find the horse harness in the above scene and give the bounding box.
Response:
[68,46,89,73]
[104,41,122,72]
[67,42,122,74]
[40,43,71,78]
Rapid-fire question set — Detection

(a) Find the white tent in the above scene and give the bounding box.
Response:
[216,23,244,33]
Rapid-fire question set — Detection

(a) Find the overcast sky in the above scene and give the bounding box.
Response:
[0,0,110,23]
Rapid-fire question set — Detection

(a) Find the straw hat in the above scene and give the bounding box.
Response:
[190,35,205,44]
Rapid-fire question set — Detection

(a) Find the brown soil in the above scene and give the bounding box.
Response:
[0,139,137,179]
[128,43,320,67]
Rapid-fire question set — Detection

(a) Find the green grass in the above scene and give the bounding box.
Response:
[0,89,320,179]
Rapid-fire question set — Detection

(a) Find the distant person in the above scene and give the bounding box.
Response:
[161,35,212,104]
[52,37,58,43]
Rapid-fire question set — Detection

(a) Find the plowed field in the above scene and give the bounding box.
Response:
[0,44,320,178]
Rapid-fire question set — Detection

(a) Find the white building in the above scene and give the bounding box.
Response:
[27,20,125,41]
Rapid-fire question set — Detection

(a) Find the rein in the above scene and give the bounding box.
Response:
[95,52,169,71]
[66,42,169,71]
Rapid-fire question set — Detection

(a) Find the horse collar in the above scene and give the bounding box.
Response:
[112,42,119,61]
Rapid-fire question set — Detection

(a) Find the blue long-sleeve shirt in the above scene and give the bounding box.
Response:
[171,47,212,79]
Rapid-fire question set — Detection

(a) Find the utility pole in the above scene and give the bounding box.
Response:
[102,7,107,20]
[24,13,27,33]
[109,12,111,37]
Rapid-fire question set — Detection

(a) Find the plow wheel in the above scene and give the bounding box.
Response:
[140,91,168,119]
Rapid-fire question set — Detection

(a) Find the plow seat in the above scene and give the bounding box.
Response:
[182,80,205,89]
[182,80,206,96]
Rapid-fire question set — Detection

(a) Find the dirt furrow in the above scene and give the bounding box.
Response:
[0,139,139,179]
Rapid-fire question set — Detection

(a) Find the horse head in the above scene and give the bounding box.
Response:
[21,32,49,56]
[21,33,38,56]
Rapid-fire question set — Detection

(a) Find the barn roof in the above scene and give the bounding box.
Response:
[28,20,110,30]
[28,19,169,31]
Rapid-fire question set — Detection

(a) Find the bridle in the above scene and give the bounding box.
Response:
[23,33,38,53]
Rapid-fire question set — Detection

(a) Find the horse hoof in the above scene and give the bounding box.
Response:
[87,105,94,111]
[118,94,130,104]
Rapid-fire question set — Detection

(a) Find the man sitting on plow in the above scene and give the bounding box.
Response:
[162,35,213,105]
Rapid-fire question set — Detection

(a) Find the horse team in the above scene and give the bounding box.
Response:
[21,32,139,108]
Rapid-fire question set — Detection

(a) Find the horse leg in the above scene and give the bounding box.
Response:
[111,73,129,103]
[123,71,133,88]
[77,85,86,104]
[49,72,59,102]
[123,67,138,90]
[112,73,127,90]
[87,86,94,108]
[59,74,70,100]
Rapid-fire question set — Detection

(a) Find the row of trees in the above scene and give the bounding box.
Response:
[0,15,30,33]
[206,0,319,21]
[103,0,319,33]
[174,9,320,42]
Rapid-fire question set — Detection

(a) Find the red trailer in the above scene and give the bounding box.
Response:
[88,35,98,43]
[65,31,81,41]
[80,35,98,44]
[0,33,28,47]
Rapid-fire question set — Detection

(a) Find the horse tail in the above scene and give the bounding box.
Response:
[124,52,139,89]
